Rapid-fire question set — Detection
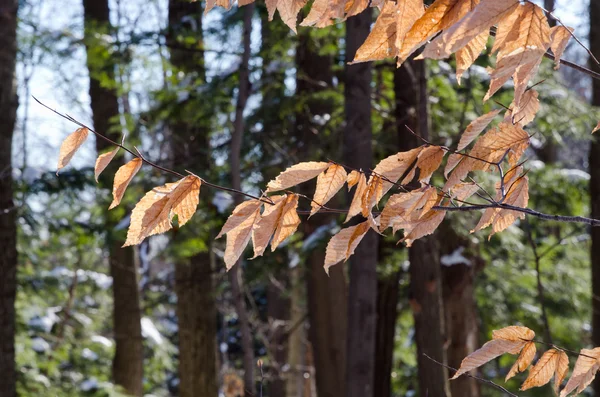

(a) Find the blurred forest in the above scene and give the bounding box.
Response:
[1,0,600,396]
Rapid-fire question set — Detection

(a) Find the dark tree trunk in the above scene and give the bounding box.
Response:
[0,1,18,395]
[230,6,256,396]
[82,1,143,395]
[374,272,400,397]
[590,0,600,394]
[166,2,218,395]
[405,60,450,397]
[296,26,347,397]
[344,10,378,397]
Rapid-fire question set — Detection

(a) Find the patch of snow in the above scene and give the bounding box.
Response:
[213,191,234,213]
[90,335,113,348]
[141,317,163,345]
[81,348,98,361]
[31,337,50,353]
[28,309,60,333]
[440,247,471,267]
[80,378,98,392]
[220,342,228,353]
[559,169,590,181]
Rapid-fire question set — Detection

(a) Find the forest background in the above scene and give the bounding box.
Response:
[1,0,600,396]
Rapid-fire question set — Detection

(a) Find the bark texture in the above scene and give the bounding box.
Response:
[83,1,143,394]
[296,26,348,397]
[0,1,18,395]
[591,0,600,394]
[405,61,450,397]
[344,10,378,397]
[166,2,218,395]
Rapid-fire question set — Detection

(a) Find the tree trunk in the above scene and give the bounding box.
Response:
[295,26,347,397]
[230,6,256,396]
[166,2,219,395]
[590,0,600,394]
[406,60,451,397]
[374,272,400,397]
[0,1,18,395]
[82,1,143,395]
[344,10,378,397]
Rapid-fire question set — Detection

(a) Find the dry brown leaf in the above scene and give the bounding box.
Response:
[520,348,565,391]
[223,205,261,270]
[550,25,574,69]
[346,172,368,223]
[362,176,384,217]
[484,3,550,102]
[300,0,344,27]
[555,350,570,394]
[401,208,446,246]
[560,348,600,397]
[267,161,330,192]
[593,121,600,134]
[352,0,423,64]
[205,0,231,14]
[124,175,201,246]
[372,147,423,196]
[57,127,89,174]
[311,164,347,215]
[506,341,536,381]
[410,146,445,184]
[251,195,286,258]
[347,170,361,189]
[421,0,520,60]
[217,200,263,239]
[94,147,119,182]
[397,0,476,66]
[450,182,479,206]
[457,109,501,151]
[109,158,143,210]
[271,194,301,251]
[456,30,489,84]
[444,153,463,179]
[452,325,535,380]
[379,190,426,232]
[507,89,540,127]
[324,221,370,274]
[277,0,308,32]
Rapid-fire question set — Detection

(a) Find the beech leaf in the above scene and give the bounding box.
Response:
[560,348,600,397]
[311,164,347,215]
[324,221,370,274]
[94,147,119,182]
[109,158,143,210]
[57,127,89,174]
[266,161,330,192]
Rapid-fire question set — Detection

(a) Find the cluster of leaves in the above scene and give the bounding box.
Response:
[453,325,600,396]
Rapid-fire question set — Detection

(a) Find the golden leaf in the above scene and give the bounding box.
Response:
[345,172,368,223]
[362,176,384,217]
[223,205,261,270]
[271,194,301,251]
[408,146,445,184]
[347,170,361,189]
[450,182,479,206]
[452,325,535,380]
[555,350,570,394]
[324,220,370,274]
[550,25,573,70]
[94,147,119,182]
[560,348,600,397]
[379,190,426,232]
[506,341,536,381]
[397,0,477,66]
[421,0,520,60]
[352,1,401,63]
[57,127,89,174]
[251,195,286,258]
[204,0,231,14]
[266,161,330,192]
[456,30,489,84]
[506,89,540,127]
[124,175,201,246]
[109,158,143,210]
[300,0,344,28]
[217,200,263,239]
[444,153,463,179]
[372,147,423,196]
[484,3,550,101]
[520,348,565,391]
[593,121,600,134]
[457,109,501,151]
[277,0,308,32]
[311,164,347,215]
[401,208,446,247]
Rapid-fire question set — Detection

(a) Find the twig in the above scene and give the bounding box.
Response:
[423,353,519,397]
[524,220,553,345]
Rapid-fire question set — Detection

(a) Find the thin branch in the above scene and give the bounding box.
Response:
[524,220,553,345]
[423,353,519,397]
